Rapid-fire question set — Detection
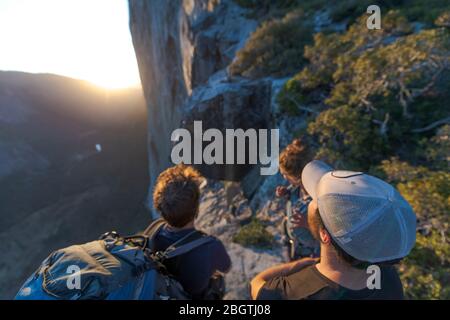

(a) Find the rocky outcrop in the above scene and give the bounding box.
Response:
[183,73,273,181]
[128,0,257,212]
[195,180,286,299]
[128,0,307,299]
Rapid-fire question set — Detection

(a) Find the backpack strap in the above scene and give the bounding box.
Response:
[163,233,215,260]
[151,228,215,262]
[142,218,167,239]
[142,218,215,262]
[99,218,167,251]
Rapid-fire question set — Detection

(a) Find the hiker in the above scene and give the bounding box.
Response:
[276,138,319,260]
[144,164,231,299]
[251,160,416,300]
[15,164,231,300]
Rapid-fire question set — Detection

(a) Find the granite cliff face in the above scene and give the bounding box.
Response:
[128,0,309,298]
[129,0,261,207]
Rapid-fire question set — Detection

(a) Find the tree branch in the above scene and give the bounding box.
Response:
[372,113,390,136]
[412,116,450,133]
[284,95,320,115]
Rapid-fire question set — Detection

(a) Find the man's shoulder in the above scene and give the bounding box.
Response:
[257,264,405,300]
[199,233,229,259]
[378,265,404,299]
[190,229,223,247]
[172,229,231,274]
[168,228,228,258]
[257,264,329,300]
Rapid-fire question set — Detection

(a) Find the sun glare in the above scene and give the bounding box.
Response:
[0,0,141,89]
[84,64,141,90]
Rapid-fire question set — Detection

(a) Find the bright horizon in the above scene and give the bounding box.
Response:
[0,0,141,89]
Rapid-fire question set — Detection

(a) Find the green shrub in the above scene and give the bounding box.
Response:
[276,32,345,115]
[400,231,450,299]
[323,0,401,23]
[398,176,449,223]
[307,105,387,170]
[379,157,429,183]
[298,0,450,26]
[380,158,450,223]
[423,125,450,170]
[279,11,450,170]
[233,219,274,249]
[277,11,414,115]
[235,1,450,299]
[233,0,300,20]
[229,10,313,78]
[435,11,450,28]
[236,0,450,27]
[234,0,298,10]
[399,0,450,25]
[379,158,449,299]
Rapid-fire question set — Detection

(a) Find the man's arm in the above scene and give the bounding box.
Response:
[250,257,318,300]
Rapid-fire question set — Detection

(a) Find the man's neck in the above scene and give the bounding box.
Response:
[167,220,195,232]
[316,246,368,290]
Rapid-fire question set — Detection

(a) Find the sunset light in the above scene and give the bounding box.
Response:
[0,0,140,89]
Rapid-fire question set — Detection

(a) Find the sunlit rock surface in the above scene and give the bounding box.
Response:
[195,180,287,300]
[129,0,257,212]
[128,0,307,299]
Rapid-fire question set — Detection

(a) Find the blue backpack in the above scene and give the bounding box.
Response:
[15,219,214,300]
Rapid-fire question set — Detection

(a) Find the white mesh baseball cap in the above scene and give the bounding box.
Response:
[301,160,417,263]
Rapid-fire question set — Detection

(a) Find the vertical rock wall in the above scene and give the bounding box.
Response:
[128,0,259,213]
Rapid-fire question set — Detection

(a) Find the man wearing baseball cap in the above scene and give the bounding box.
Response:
[250,160,417,300]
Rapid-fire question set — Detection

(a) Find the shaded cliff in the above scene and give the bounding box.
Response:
[128,0,261,212]
[128,0,303,298]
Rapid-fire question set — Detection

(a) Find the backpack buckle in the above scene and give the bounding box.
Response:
[99,231,120,241]
[100,231,121,250]
[153,251,167,263]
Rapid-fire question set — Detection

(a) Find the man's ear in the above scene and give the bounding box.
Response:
[319,228,331,244]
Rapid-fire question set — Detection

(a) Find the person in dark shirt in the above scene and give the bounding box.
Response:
[151,222,230,298]
[251,160,417,300]
[256,260,404,300]
[147,164,231,299]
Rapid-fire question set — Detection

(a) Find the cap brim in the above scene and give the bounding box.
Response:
[301,160,333,199]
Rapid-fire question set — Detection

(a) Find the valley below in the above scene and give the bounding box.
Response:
[0,71,150,299]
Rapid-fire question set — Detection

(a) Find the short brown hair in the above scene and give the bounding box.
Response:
[279,137,312,178]
[153,164,202,228]
[308,206,361,266]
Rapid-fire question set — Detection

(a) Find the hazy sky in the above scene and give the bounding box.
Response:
[0,0,141,88]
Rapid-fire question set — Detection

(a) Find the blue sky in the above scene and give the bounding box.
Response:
[0,0,141,88]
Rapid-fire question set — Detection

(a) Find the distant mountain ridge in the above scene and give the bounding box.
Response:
[0,71,150,299]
